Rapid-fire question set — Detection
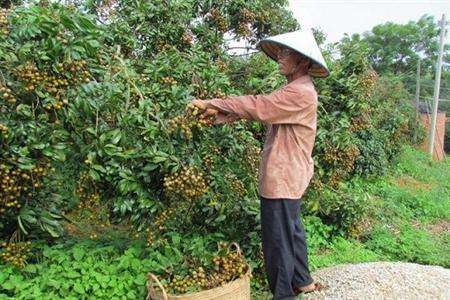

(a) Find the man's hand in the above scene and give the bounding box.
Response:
[202,108,218,118]
[188,99,239,124]
[189,99,218,118]
[190,99,209,111]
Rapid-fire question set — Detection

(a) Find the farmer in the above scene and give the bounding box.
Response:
[190,28,329,299]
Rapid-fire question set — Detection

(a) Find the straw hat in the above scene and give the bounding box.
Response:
[256,28,330,78]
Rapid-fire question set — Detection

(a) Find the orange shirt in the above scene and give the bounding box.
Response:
[206,74,318,199]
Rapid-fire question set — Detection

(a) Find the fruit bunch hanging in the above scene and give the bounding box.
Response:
[0,160,52,215]
[9,59,90,111]
[207,8,227,33]
[0,241,32,268]
[145,207,174,247]
[244,144,261,180]
[0,123,8,139]
[349,110,373,132]
[0,8,8,35]
[163,165,208,200]
[0,83,16,106]
[167,103,214,140]
[359,69,378,98]
[159,241,251,295]
[323,143,360,188]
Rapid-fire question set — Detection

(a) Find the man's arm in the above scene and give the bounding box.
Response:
[202,85,316,125]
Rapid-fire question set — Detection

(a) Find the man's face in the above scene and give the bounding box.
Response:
[277,48,308,75]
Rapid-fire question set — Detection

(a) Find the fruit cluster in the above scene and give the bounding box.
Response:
[216,59,227,72]
[154,207,174,231]
[211,88,226,98]
[236,22,252,38]
[145,228,154,247]
[192,83,208,99]
[327,169,347,189]
[163,165,208,200]
[62,171,112,240]
[0,84,16,104]
[156,40,172,52]
[323,143,360,188]
[57,59,91,83]
[145,207,175,247]
[75,172,100,208]
[0,241,32,268]
[0,160,52,214]
[181,31,193,46]
[56,29,69,45]
[208,8,227,33]
[202,154,214,170]
[12,60,89,99]
[244,144,261,179]
[0,123,8,139]
[309,175,325,191]
[360,69,378,98]
[162,76,177,85]
[211,147,221,155]
[161,241,251,295]
[324,143,360,173]
[240,8,256,23]
[12,62,46,93]
[167,104,214,139]
[226,174,246,197]
[0,8,8,35]
[349,113,372,132]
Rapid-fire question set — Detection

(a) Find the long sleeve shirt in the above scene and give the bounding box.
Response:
[206,74,318,199]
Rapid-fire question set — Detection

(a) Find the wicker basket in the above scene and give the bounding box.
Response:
[146,242,251,300]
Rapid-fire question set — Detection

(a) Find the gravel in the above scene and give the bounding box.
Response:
[302,261,450,300]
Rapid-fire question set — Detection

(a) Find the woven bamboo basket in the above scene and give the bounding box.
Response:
[146,242,251,300]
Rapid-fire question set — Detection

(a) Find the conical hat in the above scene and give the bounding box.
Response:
[256,28,330,78]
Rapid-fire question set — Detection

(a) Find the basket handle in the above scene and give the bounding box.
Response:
[229,242,243,256]
[146,272,168,300]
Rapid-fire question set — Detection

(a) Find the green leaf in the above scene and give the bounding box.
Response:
[47,279,60,289]
[65,271,81,279]
[73,247,85,261]
[152,156,167,163]
[17,216,29,234]
[133,274,146,286]
[42,223,60,238]
[92,164,106,173]
[2,279,15,290]
[86,127,97,136]
[89,169,100,181]
[73,281,84,294]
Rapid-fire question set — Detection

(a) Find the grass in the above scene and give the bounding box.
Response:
[309,146,449,269]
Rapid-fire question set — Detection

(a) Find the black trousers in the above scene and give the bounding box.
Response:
[260,196,314,300]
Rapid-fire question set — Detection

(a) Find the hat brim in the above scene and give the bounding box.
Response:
[257,40,330,78]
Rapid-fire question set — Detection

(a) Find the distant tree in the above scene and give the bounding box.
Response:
[354,14,449,77]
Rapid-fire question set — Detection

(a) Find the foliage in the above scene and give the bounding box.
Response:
[357,14,449,76]
[0,146,448,298]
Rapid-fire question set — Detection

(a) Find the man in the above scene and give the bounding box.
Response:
[190,28,329,299]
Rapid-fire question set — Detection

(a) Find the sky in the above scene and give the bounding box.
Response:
[290,0,450,45]
[228,0,449,55]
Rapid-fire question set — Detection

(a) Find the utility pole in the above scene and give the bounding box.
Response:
[415,60,421,117]
[414,60,421,142]
[428,14,446,159]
